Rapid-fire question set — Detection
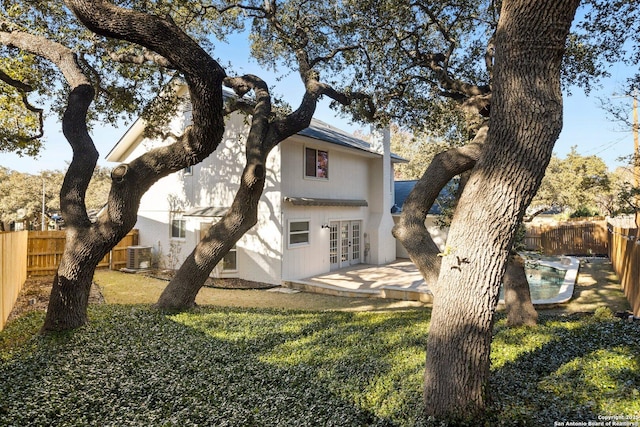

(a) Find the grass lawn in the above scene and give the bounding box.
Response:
[92,270,426,311]
[1,260,638,426]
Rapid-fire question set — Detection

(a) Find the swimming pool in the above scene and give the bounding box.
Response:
[499,255,579,305]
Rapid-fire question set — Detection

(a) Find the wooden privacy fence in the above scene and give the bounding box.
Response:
[1,231,28,331]
[27,229,139,276]
[524,221,608,256]
[608,225,640,316]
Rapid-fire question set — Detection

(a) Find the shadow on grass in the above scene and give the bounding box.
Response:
[1,305,638,426]
[489,312,640,425]
[0,305,427,426]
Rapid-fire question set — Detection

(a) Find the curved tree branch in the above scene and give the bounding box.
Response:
[0,67,46,142]
[393,125,487,286]
[40,0,229,330]
[109,49,174,68]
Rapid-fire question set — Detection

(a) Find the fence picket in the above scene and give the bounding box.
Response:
[608,225,640,316]
[524,221,608,255]
[1,231,28,331]
[26,230,139,276]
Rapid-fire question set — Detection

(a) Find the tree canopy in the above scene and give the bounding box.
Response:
[0,0,245,156]
[532,147,611,216]
[0,166,111,229]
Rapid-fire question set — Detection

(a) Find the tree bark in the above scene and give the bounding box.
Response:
[503,253,538,326]
[393,126,486,285]
[156,76,274,309]
[394,125,538,326]
[41,0,227,331]
[156,77,340,309]
[422,0,579,419]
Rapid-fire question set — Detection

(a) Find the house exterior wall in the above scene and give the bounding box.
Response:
[119,110,283,285]
[279,137,371,200]
[367,128,396,265]
[281,205,369,280]
[110,98,398,285]
[278,135,393,280]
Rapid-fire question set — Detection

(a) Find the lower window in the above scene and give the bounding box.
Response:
[289,220,310,247]
[171,217,186,239]
[220,246,237,272]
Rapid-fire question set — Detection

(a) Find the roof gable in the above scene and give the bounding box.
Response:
[107,86,406,163]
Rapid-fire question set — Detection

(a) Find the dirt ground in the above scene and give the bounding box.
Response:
[6,276,105,323]
[144,269,277,290]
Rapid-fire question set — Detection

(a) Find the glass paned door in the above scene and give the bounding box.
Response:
[340,223,350,267]
[351,221,361,264]
[330,220,362,270]
[329,222,339,270]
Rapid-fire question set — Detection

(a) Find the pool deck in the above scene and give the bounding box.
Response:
[283,259,432,303]
[284,256,581,307]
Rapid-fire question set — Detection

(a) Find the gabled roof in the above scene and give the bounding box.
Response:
[106,85,407,163]
[300,119,407,163]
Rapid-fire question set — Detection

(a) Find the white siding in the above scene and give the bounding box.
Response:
[279,137,371,200]
[281,206,367,280]
[127,111,283,284]
[279,136,373,280]
[114,106,398,284]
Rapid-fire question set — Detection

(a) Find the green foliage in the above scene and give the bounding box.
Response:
[611,165,640,216]
[569,206,600,219]
[0,166,112,226]
[1,306,639,426]
[0,0,244,156]
[0,311,44,362]
[532,147,611,215]
[390,124,462,180]
[490,314,640,425]
[580,0,640,89]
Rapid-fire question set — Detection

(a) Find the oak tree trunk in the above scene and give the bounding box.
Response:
[503,253,538,326]
[42,0,227,331]
[422,0,579,419]
[156,80,334,309]
[394,125,537,326]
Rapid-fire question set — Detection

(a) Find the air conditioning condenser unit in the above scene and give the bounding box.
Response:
[126,246,152,269]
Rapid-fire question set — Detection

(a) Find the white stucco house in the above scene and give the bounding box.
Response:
[107,87,404,285]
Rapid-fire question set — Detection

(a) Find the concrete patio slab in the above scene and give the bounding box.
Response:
[284,255,582,306]
[283,259,433,303]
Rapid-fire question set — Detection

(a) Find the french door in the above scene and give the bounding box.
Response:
[329,220,362,270]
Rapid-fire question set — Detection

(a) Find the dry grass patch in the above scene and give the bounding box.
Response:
[93,270,428,312]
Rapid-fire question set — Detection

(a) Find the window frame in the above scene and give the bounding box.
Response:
[288,220,311,248]
[220,245,238,272]
[170,214,186,240]
[304,147,329,179]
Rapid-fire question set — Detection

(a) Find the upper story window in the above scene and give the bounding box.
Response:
[305,147,329,179]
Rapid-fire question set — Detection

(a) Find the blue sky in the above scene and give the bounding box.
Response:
[2,31,637,175]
